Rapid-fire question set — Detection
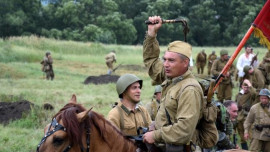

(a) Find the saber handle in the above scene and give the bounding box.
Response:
[145,19,184,25]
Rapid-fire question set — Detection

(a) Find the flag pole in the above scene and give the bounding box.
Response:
[212,26,254,92]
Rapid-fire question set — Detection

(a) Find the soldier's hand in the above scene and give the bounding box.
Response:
[244,133,249,140]
[143,131,155,144]
[147,16,162,37]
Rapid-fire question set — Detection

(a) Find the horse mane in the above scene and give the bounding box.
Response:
[54,103,88,147]
[88,110,136,150]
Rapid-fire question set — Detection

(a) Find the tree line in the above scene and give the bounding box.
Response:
[0,0,267,46]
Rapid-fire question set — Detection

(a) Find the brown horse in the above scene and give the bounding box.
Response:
[37,94,138,152]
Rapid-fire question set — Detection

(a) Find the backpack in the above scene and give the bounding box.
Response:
[193,80,218,149]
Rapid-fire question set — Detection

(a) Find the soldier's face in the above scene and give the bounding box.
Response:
[242,85,250,93]
[155,92,161,101]
[260,96,270,105]
[228,104,238,121]
[163,51,189,78]
[123,82,141,104]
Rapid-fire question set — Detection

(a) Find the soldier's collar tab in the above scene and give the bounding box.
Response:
[120,103,140,115]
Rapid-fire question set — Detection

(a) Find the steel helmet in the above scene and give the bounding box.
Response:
[154,85,162,94]
[220,49,228,56]
[45,51,51,56]
[259,88,270,98]
[116,74,143,98]
[243,65,252,74]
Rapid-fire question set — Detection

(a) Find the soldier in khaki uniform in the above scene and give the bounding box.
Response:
[211,49,235,102]
[235,79,258,150]
[242,65,267,92]
[105,50,116,75]
[207,51,217,76]
[40,51,54,80]
[142,16,204,151]
[107,74,152,136]
[244,88,270,152]
[196,49,207,74]
[145,85,162,121]
[259,50,270,85]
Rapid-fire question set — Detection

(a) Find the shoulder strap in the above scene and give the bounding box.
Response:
[165,108,172,125]
[261,104,270,118]
[116,106,124,130]
[138,106,148,126]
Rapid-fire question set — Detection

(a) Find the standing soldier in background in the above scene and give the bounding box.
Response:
[142,16,204,151]
[242,65,267,92]
[145,85,162,121]
[211,49,235,102]
[259,50,270,85]
[196,49,207,74]
[107,74,152,136]
[235,79,258,150]
[105,50,116,75]
[40,51,54,80]
[244,88,270,152]
[207,51,217,76]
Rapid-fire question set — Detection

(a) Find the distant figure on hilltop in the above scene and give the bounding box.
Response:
[105,50,116,75]
[196,49,207,74]
[40,51,54,80]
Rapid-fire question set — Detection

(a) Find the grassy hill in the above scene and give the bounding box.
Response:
[0,36,267,151]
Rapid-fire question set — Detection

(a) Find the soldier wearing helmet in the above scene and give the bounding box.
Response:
[105,50,116,75]
[244,88,270,152]
[211,49,235,102]
[142,16,204,151]
[40,51,54,80]
[207,51,217,75]
[145,85,162,121]
[107,74,152,136]
[195,49,207,74]
[242,65,267,92]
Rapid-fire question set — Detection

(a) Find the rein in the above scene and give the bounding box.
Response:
[36,118,91,152]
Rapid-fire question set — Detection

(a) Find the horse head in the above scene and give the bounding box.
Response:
[37,94,138,152]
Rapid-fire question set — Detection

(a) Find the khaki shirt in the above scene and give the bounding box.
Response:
[211,58,235,84]
[107,101,152,136]
[243,68,267,91]
[143,34,204,145]
[235,87,258,121]
[105,52,116,63]
[208,54,217,66]
[145,98,160,121]
[244,103,270,141]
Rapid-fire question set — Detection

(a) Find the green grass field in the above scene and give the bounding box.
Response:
[0,36,267,151]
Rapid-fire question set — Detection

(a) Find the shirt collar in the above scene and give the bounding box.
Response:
[118,100,140,115]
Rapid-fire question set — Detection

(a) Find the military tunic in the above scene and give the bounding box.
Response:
[143,35,204,145]
[107,101,152,136]
[243,68,267,92]
[41,56,54,80]
[145,98,160,121]
[207,54,217,75]
[244,103,270,151]
[211,58,235,102]
[196,51,207,74]
[105,52,116,70]
[235,87,258,143]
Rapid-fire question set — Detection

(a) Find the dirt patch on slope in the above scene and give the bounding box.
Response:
[84,74,120,85]
[0,100,33,124]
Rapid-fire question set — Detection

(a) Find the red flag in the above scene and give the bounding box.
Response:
[253,0,270,50]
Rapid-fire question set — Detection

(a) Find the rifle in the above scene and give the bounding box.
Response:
[250,52,259,66]
[127,127,162,152]
[233,132,237,148]
[112,63,123,72]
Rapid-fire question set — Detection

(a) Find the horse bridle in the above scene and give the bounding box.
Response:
[36,118,91,152]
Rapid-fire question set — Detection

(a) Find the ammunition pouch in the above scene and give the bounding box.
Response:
[255,124,264,132]
[255,124,270,132]
[165,144,184,152]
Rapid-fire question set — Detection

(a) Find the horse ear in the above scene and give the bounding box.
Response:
[77,107,93,123]
[69,94,77,104]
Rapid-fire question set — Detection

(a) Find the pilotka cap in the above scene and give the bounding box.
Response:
[167,41,192,59]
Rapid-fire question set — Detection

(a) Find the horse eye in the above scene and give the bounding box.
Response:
[53,137,64,146]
